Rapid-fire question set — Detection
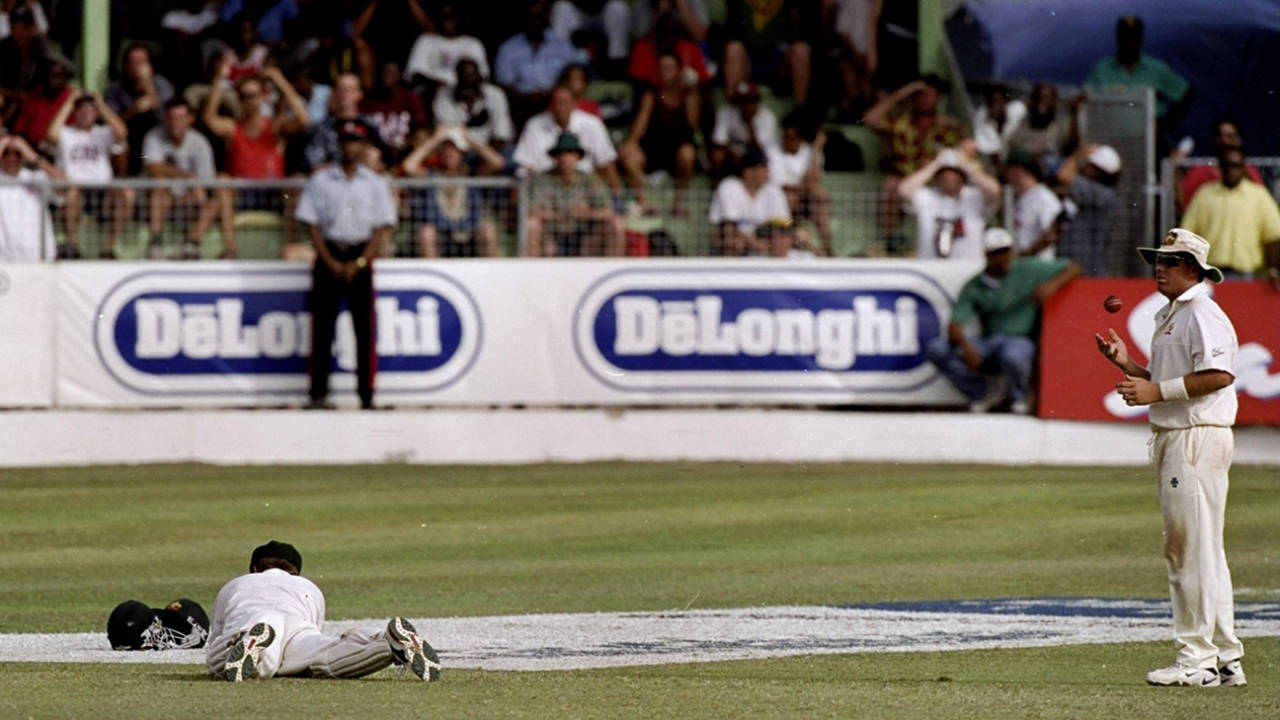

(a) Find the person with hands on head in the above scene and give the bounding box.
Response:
[0,132,61,261]
[294,118,397,410]
[203,59,311,259]
[400,125,503,258]
[896,141,1001,260]
[1094,228,1244,688]
[47,90,134,258]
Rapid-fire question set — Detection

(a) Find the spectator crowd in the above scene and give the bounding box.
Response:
[0,4,1274,285]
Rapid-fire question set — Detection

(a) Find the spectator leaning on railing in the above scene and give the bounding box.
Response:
[143,98,218,259]
[927,228,1081,415]
[0,133,60,262]
[47,91,135,259]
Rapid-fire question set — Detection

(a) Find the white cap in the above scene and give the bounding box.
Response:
[1136,228,1224,283]
[982,227,1014,253]
[1087,145,1121,174]
[439,127,469,152]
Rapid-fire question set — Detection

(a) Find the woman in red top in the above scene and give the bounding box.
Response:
[203,61,310,258]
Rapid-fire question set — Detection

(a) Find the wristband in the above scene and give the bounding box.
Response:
[1159,377,1189,401]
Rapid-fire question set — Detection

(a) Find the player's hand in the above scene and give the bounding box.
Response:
[1116,375,1160,406]
[1095,328,1130,369]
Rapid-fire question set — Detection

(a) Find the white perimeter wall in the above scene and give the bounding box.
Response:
[3,408,1279,467]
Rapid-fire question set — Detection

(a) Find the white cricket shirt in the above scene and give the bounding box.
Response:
[1147,282,1238,429]
[205,569,326,670]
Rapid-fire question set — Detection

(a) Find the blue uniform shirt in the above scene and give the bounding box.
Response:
[294,165,398,244]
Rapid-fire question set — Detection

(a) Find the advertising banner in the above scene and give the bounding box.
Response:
[1039,277,1280,425]
[0,264,56,407]
[56,259,982,408]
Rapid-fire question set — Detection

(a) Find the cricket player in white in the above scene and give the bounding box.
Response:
[206,541,441,682]
[1096,228,1244,688]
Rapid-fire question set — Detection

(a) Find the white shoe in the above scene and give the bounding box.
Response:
[1145,663,1219,687]
[1010,399,1031,415]
[968,375,1008,413]
[222,622,275,682]
[1217,660,1246,687]
[387,617,441,681]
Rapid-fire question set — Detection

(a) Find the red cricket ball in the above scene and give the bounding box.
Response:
[1103,295,1123,314]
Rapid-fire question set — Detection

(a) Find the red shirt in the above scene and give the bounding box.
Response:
[13,86,75,146]
[227,121,283,178]
[627,37,709,88]
[360,89,428,151]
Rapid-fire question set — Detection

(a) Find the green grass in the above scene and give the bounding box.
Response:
[1,462,1276,718]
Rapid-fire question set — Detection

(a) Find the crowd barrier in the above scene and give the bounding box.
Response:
[2,258,1276,426]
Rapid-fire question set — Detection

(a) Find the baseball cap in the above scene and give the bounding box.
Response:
[1087,145,1122,174]
[438,127,468,152]
[933,148,968,178]
[1137,228,1224,283]
[336,119,373,143]
[251,540,303,572]
[982,227,1014,253]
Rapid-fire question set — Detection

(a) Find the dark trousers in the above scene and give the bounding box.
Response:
[308,241,375,405]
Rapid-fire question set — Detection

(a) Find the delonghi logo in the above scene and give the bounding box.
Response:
[573,267,952,392]
[94,267,481,395]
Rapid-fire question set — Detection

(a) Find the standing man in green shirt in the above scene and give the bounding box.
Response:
[1086,16,1193,153]
[928,228,1081,414]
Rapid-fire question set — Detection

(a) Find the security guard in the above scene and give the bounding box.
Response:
[294,119,397,409]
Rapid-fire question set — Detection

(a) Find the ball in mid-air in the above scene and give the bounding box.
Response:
[1103,295,1123,314]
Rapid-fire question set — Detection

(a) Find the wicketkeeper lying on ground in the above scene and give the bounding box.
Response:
[205,540,441,682]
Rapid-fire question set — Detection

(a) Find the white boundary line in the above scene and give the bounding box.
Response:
[4,602,1277,671]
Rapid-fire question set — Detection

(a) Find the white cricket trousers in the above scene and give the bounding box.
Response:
[1149,425,1242,669]
[208,612,396,679]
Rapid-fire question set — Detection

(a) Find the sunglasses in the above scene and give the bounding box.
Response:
[1152,255,1187,268]
[1,148,21,157]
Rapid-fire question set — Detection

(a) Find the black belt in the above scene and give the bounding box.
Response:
[324,240,369,261]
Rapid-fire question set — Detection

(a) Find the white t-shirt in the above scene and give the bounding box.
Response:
[1013,183,1063,259]
[432,83,515,147]
[710,106,778,155]
[57,124,118,183]
[708,177,791,234]
[1147,282,1238,429]
[206,569,326,674]
[405,34,491,86]
[764,141,812,187]
[513,109,617,175]
[0,167,56,262]
[972,99,1027,157]
[907,185,988,260]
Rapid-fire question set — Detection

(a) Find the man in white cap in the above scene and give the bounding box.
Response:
[1096,228,1245,688]
[1054,143,1122,275]
[927,227,1080,413]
